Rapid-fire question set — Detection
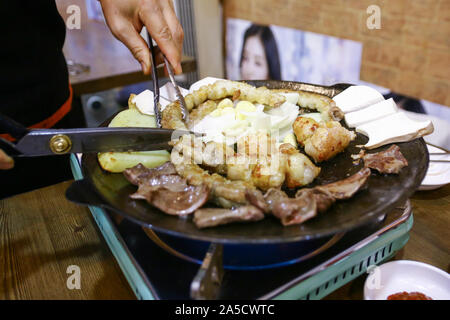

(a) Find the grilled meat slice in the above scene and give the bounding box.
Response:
[247,168,370,226]
[246,187,325,225]
[193,205,264,228]
[129,174,188,200]
[273,168,370,226]
[295,188,336,213]
[245,188,288,214]
[245,189,269,213]
[310,167,371,200]
[124,163,209,216]
[362,144,408,174]
[151,184,209,216]
[123,161,177,185]
[271,190,318,226]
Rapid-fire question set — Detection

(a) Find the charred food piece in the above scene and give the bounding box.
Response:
[151,184,210,216]
[123,161,177,185]
[362,144,408,174]
[271,189,318,226]
[247,187,321,226]
[273,167,370,226]
[295,188,336,213]
[129,174,188,200]
[124,163,210,216]
[312,167,371,199]
[193,205,264,228]
[245,188,288,214]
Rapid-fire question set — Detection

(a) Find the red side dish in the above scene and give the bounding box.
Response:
[387,291,432,300]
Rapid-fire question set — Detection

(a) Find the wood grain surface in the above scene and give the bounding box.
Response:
[0,181,134,300]
[1,182,448,300]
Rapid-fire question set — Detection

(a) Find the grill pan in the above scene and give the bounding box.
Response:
[66,81,429,244]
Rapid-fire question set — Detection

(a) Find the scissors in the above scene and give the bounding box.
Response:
[0,112,194,157]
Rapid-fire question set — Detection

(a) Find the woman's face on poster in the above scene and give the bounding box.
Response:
[240,35,269,80]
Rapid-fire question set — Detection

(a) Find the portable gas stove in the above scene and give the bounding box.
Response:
[70,154,413,300]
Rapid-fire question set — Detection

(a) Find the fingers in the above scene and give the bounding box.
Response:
[109,19,152,75]
[139,0,183,74]
[159,0,184,70]
[100,0,184,75]
[100,0,152,74]
[0,149,14,170]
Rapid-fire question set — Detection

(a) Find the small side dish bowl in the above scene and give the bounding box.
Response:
[364,260,450,300]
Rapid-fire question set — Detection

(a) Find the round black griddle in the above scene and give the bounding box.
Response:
[66,81,429,244]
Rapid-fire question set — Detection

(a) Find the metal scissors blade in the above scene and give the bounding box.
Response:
[3,127,195,157]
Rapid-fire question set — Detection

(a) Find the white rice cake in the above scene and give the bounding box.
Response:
[333,85,385,113]
[356,112,434,149]
[345,98,398,128]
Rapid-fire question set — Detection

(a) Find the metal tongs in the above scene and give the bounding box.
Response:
[147,32,189,128]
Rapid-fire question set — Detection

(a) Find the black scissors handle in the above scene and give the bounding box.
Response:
[0,113,29,156]
[0,113,29,140]
[0,137,21,156]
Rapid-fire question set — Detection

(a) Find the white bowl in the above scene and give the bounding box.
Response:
[364,260,450,300]
[419,145,450,190]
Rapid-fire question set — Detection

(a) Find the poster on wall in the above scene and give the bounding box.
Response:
[226,18,450,148]
[226,18,362,86]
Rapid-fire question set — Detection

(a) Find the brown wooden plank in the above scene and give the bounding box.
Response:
[0,181,135,300]
[70,56,197,96]
[407,185,450,272]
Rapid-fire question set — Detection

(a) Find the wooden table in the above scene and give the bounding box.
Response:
[1,182,449,300]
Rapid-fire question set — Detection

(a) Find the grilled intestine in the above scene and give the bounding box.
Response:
[162,80,287,130]
[271,88,344,122]
[293,117,356,163]
[123,80,369,228]
[170,133,320,193]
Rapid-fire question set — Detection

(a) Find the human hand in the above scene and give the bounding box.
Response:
[100,0,184,75]
[0,149,14,170]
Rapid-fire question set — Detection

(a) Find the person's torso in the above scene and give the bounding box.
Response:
[0,1,69,126]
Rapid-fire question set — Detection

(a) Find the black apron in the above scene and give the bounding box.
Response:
[0,1,83,198]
